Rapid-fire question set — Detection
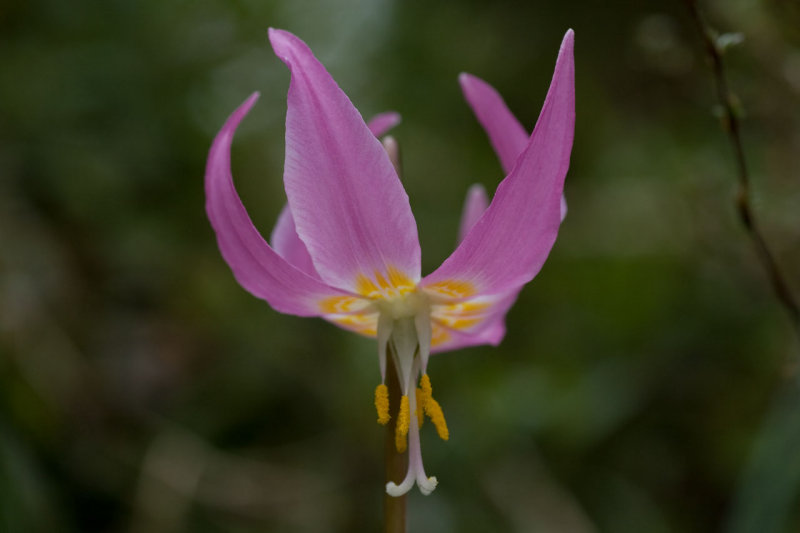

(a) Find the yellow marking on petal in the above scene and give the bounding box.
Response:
[436,316,482,330]
[426,279,476,299]
[387,266,416,294]
[395,395,410,453]
[327,314,378,338]
[415,387,425,428]
[419,374,449,441]
[355,266,416,300]
[376,271,391,290]
[449,300,491,314]
[355,275,381,298]
[431,325,450,346]
[319,295,366,314]
[375,384,390,425]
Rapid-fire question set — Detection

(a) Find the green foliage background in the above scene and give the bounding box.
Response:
[1,0,799,531]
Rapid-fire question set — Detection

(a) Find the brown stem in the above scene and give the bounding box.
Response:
[383,345,407,533]
[685,0,800,347]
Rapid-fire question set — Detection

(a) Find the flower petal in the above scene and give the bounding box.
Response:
[269,204,319,278]
[422,30,574,298]
[367,111,401,137]
[269,29,421,294]
[460,71,568,221]
[205,93,349,316]
[268,111,401,278]
[457,184,489,243]
[427,290,517,353]
[431,320,506,354]
[458,73,527,176]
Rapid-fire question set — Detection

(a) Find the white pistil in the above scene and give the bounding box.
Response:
[390,317,416,394]
[386,357,438,497]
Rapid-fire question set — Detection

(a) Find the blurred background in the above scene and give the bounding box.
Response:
[2,0,800,531]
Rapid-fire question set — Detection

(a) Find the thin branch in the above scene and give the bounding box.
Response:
[686,0,800,346]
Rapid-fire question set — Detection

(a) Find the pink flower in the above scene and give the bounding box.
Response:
[205,28,574,496]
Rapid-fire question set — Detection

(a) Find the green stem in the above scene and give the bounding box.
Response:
[383,345,406,533]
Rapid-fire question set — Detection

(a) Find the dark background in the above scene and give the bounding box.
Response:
[2,0,800,531]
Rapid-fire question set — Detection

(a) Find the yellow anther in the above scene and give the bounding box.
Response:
[420,374,433,403]
[419,373,449,441]
[375,384,390,425]
[425,397,450,441]
[395,395,410,453]
[415,387,425,428]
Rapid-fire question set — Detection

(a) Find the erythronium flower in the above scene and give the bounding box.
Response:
[205,28,575,496]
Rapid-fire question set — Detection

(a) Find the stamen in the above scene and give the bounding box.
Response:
[375,384,390,425]
[415,387,424,428]
[420,374,449,441]
[377,313,393,384]
[425,397,449,441]
[386,376,438,497]
[395,395,410,453]
[420,373,433,402]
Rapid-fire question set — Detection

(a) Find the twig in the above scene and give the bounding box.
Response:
[686,0,800,347]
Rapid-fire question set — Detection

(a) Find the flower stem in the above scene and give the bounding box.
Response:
[383,344,407,533]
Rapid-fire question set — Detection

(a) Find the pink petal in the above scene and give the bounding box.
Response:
[422,30,575,297]
[428,290,518,353]
[431,320,506,354]
[205,93,349,316]
[460,71,568,222]
[459,73,527,176]
[269,29,421,293]
[269,111,401,278]
[457,184,489,244]
[367,111,401,137]
[270,205,319,278]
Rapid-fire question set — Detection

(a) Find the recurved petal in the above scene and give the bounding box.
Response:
[205,93,349,316]
[367,111,401,138]
[457,184,489,244]
[460,72,568,222]
[270,204,319,278]
[422,30,574,298]
[459,73,527,176]
[269,29,421,294]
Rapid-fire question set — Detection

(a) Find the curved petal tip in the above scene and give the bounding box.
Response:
[268,27,306,61]
[561,29,575,52]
